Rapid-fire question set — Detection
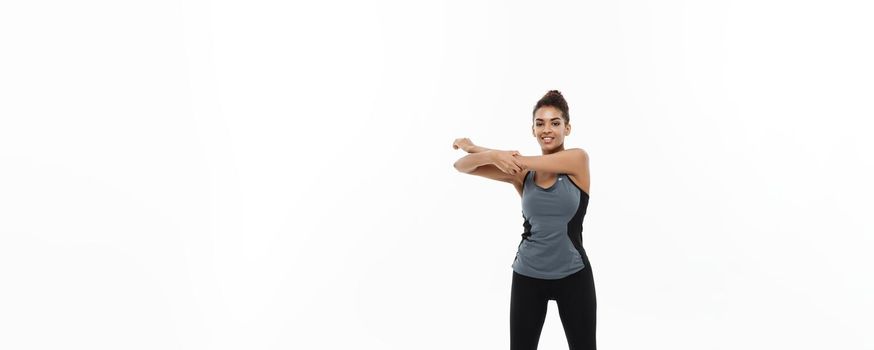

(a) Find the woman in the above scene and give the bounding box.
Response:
[452,90,596,350]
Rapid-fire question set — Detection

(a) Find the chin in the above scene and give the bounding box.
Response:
[541,143,561,151]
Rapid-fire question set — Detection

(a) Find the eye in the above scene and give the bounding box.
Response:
[552,122,559,126]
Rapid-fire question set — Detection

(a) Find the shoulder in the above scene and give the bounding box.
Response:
[567,148,589,159]
[565,148,590,194]
[570,148,589,167]
[561,148,589,174]
[564,148,589,179]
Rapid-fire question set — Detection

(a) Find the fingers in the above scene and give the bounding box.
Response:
[497,163,516,175]
[508,152,525,169]
[512,159,525,170]
[452,138,470,150]
[495,152,522,174]
[503,162,521,174]
[496,164,509,174]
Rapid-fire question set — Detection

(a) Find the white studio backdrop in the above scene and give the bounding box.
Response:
[1,0,872,349]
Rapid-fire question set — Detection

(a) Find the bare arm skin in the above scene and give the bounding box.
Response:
[452,138,530,195]
[454,151,529,197]
[452,137,495,154]
[453,138,526,179]
[513,148,588,175]
[453,150,524,175]
[464,145,494,153]
[513,148,590,192]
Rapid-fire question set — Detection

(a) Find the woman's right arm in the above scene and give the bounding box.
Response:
[452,138,494,154]
[464,145,494,153]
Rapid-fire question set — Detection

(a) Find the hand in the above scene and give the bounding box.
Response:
[490,150,525,175]
[452,138,475,152]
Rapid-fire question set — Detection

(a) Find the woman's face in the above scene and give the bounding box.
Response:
[532,106,570,151]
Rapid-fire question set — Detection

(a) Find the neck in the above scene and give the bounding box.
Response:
[541,145,565,155]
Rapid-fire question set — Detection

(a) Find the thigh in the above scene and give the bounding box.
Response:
[555,266,597,350]
[510,271,549,350]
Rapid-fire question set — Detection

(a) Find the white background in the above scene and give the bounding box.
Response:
[2,0,872,349]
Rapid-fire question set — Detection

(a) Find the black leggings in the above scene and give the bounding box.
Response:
[510,264,596,350]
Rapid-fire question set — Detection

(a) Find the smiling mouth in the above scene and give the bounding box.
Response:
[542,137,554,143]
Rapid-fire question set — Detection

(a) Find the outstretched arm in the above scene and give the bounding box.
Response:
[464,145,495,153]
[452,137,528,185]
[454,150,524,174]
[513,148,589,177]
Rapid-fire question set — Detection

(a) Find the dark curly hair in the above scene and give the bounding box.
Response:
[532,90,569,123]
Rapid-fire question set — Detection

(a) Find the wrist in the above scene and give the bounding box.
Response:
[468,145,492,153]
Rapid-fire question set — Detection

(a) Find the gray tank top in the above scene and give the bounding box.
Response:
[511,170,590,279]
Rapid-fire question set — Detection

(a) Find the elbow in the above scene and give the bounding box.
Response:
[453,160,469,173]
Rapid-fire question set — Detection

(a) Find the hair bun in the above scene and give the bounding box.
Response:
[533,89,570,122]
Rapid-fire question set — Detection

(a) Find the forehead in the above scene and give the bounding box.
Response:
[533,106,563,121]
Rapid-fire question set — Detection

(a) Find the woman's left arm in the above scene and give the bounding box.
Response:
[513,148,589,176]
